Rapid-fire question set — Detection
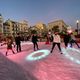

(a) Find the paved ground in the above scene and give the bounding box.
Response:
[0,41,80,80]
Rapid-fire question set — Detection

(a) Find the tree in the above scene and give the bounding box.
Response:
[52,25,59,32]
[31,30,37,34]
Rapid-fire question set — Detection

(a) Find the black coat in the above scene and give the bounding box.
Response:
[63,34,71,43]
[32,35,38,43]
[15,36,21,45]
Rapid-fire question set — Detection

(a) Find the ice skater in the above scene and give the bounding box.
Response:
[69,33,80,48]
[31,34,39,51]
[50,31,62,54]
[63,32,71,48]
[15,33,22,52]
[1,36,15,56]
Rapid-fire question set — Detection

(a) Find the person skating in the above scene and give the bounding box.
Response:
[15,33,21,52]
[70,33,80,48]
[50,31,62,54]
[1,36,15,56]
[31,34,39,51]
[63,32,71,48]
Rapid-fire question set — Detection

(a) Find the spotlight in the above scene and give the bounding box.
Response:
[62,47,80,64]
[26,49,50,61]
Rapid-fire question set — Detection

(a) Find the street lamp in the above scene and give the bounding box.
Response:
[76,20,79,35]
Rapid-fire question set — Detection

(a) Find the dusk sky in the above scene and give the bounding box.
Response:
[0,0,80,28]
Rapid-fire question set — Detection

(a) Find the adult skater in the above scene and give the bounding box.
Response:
[50,31,62,54]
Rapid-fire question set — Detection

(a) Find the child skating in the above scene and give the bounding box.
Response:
[1,36,15,56]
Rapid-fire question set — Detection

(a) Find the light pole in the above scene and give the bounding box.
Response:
[76,20,79,35]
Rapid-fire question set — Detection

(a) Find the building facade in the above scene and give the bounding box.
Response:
[0,14,4,34]
[3,19,29,37]
[19,20,28,34]
[47,20,68,32]
[0,14,4,42]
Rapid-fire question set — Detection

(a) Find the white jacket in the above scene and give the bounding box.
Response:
[53,34,61,43]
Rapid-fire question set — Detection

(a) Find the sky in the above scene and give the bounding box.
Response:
[0,0,80,28]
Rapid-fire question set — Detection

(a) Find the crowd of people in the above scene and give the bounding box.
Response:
[0,31,80,56]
